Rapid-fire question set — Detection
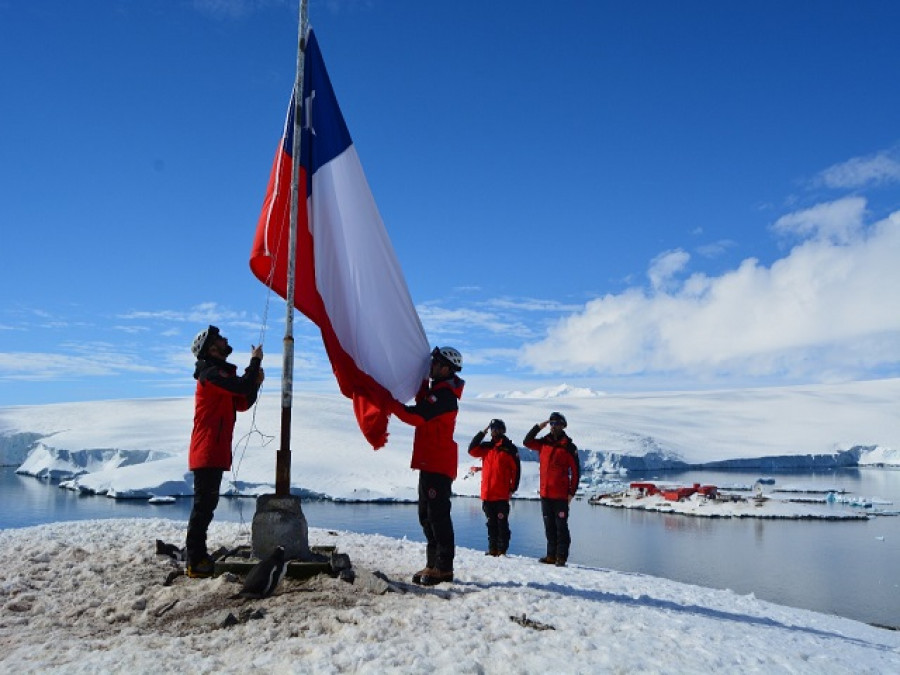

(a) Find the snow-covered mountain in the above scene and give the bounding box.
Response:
[1,379,898,501]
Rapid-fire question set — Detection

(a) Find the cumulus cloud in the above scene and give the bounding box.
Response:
[519,199,900,383]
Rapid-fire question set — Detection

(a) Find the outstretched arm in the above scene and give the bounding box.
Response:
[390,386,457,427]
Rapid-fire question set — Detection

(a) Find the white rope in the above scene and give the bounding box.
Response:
[227,202,290,534]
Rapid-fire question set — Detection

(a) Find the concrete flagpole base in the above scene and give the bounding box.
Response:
[251,493,311,561]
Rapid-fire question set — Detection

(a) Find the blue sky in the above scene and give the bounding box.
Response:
[2,0,899,406]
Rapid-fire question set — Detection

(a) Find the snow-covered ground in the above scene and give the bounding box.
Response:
[0,379,898,502]
[0,518,897,673]
[2,383,899,671]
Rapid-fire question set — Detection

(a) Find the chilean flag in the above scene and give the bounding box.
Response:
[250,30,429,449]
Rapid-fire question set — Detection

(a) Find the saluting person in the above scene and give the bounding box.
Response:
[468,418,521,556]
[523,412,579,567]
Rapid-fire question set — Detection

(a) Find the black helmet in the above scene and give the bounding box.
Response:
[549,411,567,428]
[488,418,506,434]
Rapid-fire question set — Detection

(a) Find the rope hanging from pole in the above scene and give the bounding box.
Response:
[229,202,286,488]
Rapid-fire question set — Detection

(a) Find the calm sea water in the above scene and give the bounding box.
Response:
[2,466,898,629]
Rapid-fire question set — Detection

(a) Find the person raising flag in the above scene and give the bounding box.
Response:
[390,347,464,586]
[185,325,264,578]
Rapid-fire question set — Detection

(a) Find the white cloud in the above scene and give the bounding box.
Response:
[416,303,534,339]
[696,239,736,258]
[771,196,866,244]
[112,325,150,335]
[648,249,690,292]
[0,351,159,381]
[456,346,522,367]
[817,150,900,189]
[483,297,584,313]
[520,200,900,383]
[118,302,252,325]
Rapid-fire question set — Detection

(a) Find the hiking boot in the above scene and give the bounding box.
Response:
[555,557,567,567]
[418,569,454,586]
[412,567,435,584]
[186,557,215,578]
[538,555,557,565]
[485,549,500,557]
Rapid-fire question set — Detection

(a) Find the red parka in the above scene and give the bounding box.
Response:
[523,425,580,500]
[468,432,521,501]
[392,375,464,480]
[189,356,262,471]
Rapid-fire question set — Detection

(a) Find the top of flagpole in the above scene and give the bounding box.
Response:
[298,0,309,51]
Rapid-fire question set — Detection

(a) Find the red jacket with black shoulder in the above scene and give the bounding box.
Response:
[522,425,580,500]
[468,432,521,501]
[392,375,464,480]
[189,356,262,471]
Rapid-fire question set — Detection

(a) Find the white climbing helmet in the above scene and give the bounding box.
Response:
[432,346,463,372]
[191,325,220,358]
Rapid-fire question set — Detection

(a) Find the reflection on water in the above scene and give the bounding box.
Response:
[1,466,899,628]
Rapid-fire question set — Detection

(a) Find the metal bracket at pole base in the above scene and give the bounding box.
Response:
[251,493,311,561]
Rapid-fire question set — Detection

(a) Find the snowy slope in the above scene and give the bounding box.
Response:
[0,518,897,673]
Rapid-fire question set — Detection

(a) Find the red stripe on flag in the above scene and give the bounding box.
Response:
[250,147,395,449]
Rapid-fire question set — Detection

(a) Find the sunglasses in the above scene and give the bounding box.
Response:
[549,421,564,427]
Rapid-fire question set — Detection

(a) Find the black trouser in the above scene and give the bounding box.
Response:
[540,497,571,560]
[418,471,455,572]
[482,500,511,553]
[185,468,223,565]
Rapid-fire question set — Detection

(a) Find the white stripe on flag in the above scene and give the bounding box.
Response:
[310,144,429,403]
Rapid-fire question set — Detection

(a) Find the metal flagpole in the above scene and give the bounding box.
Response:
[251,0,311,561]
[277,0,309,496]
